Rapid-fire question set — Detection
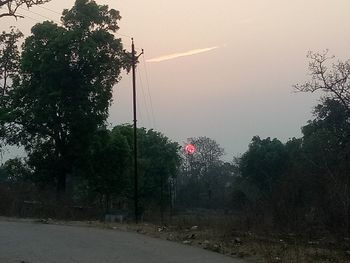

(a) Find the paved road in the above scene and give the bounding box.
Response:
[0,221,245,263]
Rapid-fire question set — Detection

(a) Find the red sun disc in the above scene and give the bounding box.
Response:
[185,144,196,154]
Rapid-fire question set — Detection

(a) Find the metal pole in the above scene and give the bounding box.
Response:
[132,38,139,223]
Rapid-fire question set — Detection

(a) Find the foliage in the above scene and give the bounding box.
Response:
[239,136,287,197]
[231,53,350,234]
[294,52,350,233]
[177,137,234,209]
[84,128,131,213]
[2,0,131,195]
[113,124,181,212]
[0,27,23,151]
[0,157,31,183]
[301,99,350,233]
[0,27,23,96]
[185,136,224,178]
[68,124,181,215]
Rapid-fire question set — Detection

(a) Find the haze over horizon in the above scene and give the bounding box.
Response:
[1,0,350,161]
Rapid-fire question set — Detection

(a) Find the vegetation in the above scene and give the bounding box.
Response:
[0,1,349,262]
[229,52,350,236]
[177,136,235,209]
[2,0,131,197]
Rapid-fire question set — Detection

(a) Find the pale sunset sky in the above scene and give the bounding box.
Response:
[1,0,350,160]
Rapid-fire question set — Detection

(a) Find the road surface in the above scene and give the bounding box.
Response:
[0,221,246,263]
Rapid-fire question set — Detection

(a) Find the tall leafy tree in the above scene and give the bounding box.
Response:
[240,136,287,194]
[4,0,131,196]
[301,99,350,233]
[295,52,350,233]
[237,136,288,218]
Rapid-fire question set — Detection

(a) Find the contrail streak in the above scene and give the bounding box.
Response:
[146,46,220,63]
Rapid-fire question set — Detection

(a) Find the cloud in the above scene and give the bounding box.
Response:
[146,46,220,63]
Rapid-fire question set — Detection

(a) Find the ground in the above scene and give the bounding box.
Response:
[0,219,246,263]
[0,217,349,263]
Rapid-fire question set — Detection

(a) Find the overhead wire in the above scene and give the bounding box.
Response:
[37,5,61,15]
[18,6,61,24]
[16,12,42,23]
[137,68,152,128]
[135,79,144,127]
[141,54,157,128]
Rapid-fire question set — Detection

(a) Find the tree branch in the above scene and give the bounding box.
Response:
[294,51,350,112]
[0,0,50,19]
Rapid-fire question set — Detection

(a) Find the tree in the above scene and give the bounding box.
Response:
[301,98,350,234]
[294,51,350,113]
[236,136,289,222]
[228,52,350,234]
[185,136,224,178]
[3,0,131,196]
[0,27,23,151]
[113,124,181,218]
[0,0,50,19]
[294,51,350,233]
[139,128,180,219]
[239,136,287,195]
[85,128,131,213]
[0,27,23,96]
[1,157,31,184]
[177,137,229,209]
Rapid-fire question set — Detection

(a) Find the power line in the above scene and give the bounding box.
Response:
[142,54,157,128]
[136,92,144,126]
[134,71,144,127]
[18,6,61,24]
[37,5,61,15]
[16,12,42,23]
[137,68,151,128]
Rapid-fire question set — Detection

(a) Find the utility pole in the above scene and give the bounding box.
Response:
[131,38,143,223]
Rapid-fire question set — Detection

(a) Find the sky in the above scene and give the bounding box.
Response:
[1,0,350,161]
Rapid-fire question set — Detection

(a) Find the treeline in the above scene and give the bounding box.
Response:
[168,52,350,237]
[0,125,180,218]
[233,100,350,235]
[176,136,236,210]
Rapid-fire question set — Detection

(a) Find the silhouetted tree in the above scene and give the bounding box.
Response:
[2,0,131,197]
